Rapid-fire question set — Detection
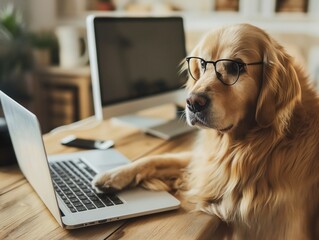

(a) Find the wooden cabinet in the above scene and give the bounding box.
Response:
[36,66,93,133]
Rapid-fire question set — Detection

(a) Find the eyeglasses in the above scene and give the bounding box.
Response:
[186,57,263,86]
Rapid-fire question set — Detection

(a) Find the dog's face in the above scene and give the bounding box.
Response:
[184,24,301,137]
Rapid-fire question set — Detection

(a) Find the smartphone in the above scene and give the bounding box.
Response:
[60,135,114,150]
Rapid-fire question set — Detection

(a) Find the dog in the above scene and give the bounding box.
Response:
[92,24,319,239]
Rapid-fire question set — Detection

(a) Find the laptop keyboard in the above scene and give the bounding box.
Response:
[50,159,123,213]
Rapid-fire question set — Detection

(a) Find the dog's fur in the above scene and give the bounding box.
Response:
[92,24,319,239]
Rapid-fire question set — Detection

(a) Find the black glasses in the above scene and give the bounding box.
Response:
[186,57,263,86]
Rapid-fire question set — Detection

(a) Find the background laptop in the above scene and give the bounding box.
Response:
[0,90,180,229]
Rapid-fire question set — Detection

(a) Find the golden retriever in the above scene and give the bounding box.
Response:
[92,24,319,239]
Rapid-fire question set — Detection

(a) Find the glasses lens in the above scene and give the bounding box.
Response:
[215,60,240,85]
[187,58,206,81]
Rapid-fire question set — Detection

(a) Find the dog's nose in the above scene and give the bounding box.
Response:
[186,93,209,113]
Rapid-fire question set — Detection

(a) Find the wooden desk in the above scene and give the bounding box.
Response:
[0,105,221,239]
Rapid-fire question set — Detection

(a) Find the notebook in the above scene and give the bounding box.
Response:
[0,90,180,229]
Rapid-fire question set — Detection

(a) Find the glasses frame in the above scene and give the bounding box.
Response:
[186,56,263,86]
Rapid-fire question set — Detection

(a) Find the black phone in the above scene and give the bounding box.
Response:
[60,135,114,150]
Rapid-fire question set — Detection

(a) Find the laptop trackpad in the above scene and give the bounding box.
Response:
[80,149,130,173]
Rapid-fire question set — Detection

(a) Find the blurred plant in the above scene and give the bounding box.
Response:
[0,4,33,87]
[29,31,56,49]
[28,30,58,67]
[0,4,23,38]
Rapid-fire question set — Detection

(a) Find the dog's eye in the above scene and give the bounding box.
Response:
[238,64,246,74]
[225,62,240,75]
[200,60,206,72]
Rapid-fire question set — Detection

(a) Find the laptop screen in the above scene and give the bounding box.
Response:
[93,17,186,106]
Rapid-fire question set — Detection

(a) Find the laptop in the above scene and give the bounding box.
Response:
[0,90,180,229]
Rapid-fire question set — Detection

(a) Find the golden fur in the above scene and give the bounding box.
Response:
[93,24,319,239]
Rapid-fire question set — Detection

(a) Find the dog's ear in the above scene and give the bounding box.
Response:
[255,39,301,129]
[255,52,277,127]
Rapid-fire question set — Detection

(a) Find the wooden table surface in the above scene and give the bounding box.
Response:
[0,105,221,240]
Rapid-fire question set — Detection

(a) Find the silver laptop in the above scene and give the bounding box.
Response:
[0,90,180,229]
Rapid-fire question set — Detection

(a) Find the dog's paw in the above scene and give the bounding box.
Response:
[91,166,136,193]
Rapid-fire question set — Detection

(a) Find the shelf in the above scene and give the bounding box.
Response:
[35,66,93,132]
[56,8,319,37]
[180,12,319,36]
[37,65,91,77]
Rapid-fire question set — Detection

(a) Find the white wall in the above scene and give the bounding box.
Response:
[25,0,57,31]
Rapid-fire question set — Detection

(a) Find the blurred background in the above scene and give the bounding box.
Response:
[0,0,319,134]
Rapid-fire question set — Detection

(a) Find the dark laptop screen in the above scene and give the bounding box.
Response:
[94,17,187,105]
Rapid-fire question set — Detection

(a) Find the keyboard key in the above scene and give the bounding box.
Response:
[83,189,92,194]
[89,196,98,201]
[65,179,72,184]
[70,198,80,204]
[61,186,68,191]
[109,195,123,205]
[93,201,105,208]
[74,191,83,196]
[73,202,84,207]
[87,193,96,198]
[84,166,97,177]
[79,195,87,200]
[82,199,91,204]
[69,207,77,213]
[85,204,96,210]
[64,190,72,195]
[57,191,64,197]
[76,206,86,212]
[101,197,114,206]
[67,203,73,208]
